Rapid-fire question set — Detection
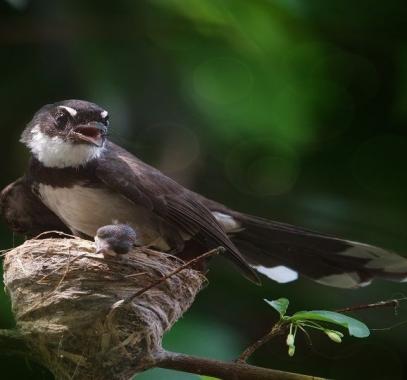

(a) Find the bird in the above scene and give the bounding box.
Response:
[95,223,137,259]
[1,99,407,288]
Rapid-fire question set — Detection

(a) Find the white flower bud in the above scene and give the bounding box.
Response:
[288,345,296,357]
[286,333,295,347]
[325,330,342,343]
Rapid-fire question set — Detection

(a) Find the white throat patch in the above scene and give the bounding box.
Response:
[28,125,104,168]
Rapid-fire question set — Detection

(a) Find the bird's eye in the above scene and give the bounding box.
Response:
[54,110,69,129]
[102,115,110,126]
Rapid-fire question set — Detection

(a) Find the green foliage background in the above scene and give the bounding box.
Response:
[1,1,406,379]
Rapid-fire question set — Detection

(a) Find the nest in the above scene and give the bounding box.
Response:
[3,238,206,380]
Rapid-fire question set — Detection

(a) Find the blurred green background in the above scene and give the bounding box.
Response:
[1,1,407,379]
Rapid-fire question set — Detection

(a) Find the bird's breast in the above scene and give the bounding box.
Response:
[37,183,169,249]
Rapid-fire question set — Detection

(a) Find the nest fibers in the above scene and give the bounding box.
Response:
[3,238,206,380]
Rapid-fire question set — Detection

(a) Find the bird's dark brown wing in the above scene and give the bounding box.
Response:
[1,177,70,238]
[95,142,260,284]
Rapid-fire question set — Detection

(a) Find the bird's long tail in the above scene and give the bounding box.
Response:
[227,213,407,288]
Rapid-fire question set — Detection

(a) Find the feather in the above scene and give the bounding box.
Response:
[96,142,260,284]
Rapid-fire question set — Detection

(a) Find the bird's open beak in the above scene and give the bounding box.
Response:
[71,122,107,147]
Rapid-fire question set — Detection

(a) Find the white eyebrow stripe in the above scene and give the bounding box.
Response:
[101,110,108,118]
[58,106,77,117]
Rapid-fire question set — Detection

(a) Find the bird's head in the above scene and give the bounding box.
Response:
[21,99,109,168]
[95,224,137,258]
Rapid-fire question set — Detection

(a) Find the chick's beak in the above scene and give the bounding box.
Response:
[71,122,107,147]
[94,236,111,256]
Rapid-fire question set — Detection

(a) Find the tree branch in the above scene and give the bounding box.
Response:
[236,322,287,363]
[156,350,326,380]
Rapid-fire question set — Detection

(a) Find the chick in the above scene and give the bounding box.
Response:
[95,224,137,259]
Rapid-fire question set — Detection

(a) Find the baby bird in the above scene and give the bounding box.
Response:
[95,224,137,259]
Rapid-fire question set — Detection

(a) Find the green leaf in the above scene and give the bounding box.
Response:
[264,298,289,317]
[290,310,370,338]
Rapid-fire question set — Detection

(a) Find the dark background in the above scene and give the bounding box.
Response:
[1,1,407,379]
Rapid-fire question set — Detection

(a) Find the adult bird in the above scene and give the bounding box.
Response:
[1,99,406,288]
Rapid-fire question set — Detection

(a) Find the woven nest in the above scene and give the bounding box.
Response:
[3,238,206,380]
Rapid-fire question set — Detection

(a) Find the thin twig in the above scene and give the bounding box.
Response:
[33,230,79,240]
[334,297,407,314]
[236,296,407,364]
[121,247,222,305]
[236,322,287,363]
